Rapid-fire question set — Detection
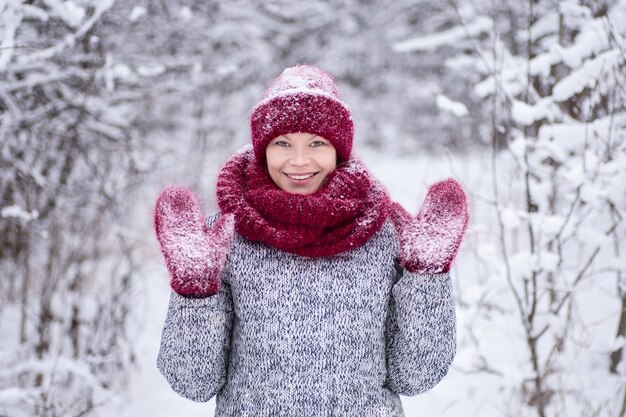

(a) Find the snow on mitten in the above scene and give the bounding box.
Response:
[389,178,469,274]
[154,186,235,298]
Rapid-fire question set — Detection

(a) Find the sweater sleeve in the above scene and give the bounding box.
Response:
[384,266,457,396]
[156,265,234,402]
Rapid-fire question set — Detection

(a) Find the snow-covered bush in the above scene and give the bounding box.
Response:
[396,0,626,416]
[0,1,142,415]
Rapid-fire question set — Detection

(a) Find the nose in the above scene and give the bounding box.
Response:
[289,145,310,166]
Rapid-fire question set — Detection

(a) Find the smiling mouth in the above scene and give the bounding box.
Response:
[284,172,319,181]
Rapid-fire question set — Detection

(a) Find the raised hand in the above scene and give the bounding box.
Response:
[389,178,469,275]
[154,186,235,297]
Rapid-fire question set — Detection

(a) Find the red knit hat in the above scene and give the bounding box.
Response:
[250,64,354,164]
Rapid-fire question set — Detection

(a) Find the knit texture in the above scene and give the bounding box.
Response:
[250,64,354,164]
[389,178,469,274]
[216,146,390,258]
[157,217,457,416]
[154,186,235,297]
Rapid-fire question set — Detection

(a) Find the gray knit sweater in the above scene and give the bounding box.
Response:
[157,216,456,416]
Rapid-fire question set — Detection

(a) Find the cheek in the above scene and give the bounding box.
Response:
[267,162,284,185]
[266,160,279,174]
[265,150,283,174]
[320,151,337,172]
[314,154,337,185]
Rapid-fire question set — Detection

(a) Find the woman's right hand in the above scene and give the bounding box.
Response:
[153,186,235,297]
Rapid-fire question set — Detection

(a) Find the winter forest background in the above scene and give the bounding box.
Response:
[1,0,625,416]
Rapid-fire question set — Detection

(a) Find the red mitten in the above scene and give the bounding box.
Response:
[154,186,235,298]
[389,178,469,274]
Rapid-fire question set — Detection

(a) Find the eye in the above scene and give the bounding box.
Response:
[273,140,290,147]
[310,140,328,147]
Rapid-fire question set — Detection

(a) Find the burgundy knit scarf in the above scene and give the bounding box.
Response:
[216,147,390,257]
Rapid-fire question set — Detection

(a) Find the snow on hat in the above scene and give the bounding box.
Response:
[250,64,354,164]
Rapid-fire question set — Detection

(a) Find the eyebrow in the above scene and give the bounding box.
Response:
[281,134,319,140]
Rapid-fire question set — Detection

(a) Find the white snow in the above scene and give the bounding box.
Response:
[0,1,22,71]
[41,0,85,28]
[179,6,192,21]
[0,388,35,417]
[530,12,559,43]
[552,49,623,102]
[136,63,167,77]
[129,6,147,22]
[252,87,351,113]
[392,16,492,53]
[511,97,560,126]
[1,205,39,221]
[501,206,522,230]
[560,1,592,20]
[436,94,469,117]
[22,4,49,21]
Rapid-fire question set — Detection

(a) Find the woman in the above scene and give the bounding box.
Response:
[154,64,469,417]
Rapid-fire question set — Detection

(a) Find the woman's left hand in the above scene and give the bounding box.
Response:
[389,178,469,274]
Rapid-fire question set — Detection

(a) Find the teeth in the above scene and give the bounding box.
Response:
[288,173,314,180]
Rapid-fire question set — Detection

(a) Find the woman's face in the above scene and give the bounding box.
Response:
[265,132,337,195]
